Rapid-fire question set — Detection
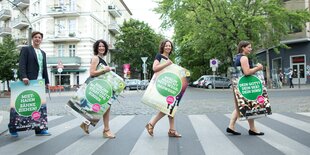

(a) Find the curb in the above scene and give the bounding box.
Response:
[0,110,9,135]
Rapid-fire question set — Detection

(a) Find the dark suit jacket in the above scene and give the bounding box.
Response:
[19,45,49,84]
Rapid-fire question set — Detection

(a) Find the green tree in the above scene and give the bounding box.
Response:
[155,0,310,81]
[0,36,19,91]
[113,19,163,79]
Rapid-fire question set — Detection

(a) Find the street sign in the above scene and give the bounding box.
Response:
[57,68,63,73]
[141,57,148,63]
[57,60,64,69]
[210,58,218,68]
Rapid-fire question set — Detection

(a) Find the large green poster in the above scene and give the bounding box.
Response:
[66,70,125,126]
[8,79,48,132]
[141,59,190,117]
[230,67,272,120]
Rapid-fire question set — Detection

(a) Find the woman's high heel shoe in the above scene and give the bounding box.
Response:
[168,129,182,138]
[80,123,89,134]
[145,123,154,136]
[103,129,116,139]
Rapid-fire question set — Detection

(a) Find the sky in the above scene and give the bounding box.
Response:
[122,0,173,39]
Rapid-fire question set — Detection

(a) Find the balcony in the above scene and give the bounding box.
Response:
[108,23,121,34]
[0,27,12,37]
[48,31,81,42]
[15,37,28,49]
[108,5,122,18]
[12,0,30,10]
[47,5,81,17]
[12,17,29,29]
[108,43,116,51]
[0,9,11,21]
[47,56,82,66]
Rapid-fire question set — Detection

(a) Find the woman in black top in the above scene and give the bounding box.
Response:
[80,39,115,138]
[226,41,264,136]
[145,39,181,137]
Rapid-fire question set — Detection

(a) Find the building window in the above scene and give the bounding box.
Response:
[69,44,76,57]
[58,44,65,57]
[68,19,76,36]
[288,24,302,34]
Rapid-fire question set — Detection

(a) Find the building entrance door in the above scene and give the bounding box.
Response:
[292,63,306,84]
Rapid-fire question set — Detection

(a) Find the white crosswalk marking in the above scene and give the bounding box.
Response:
[130,116,169,155]
[0,118,81,154]
[189,115,243,155]
[268,113,310,133]
[225,114,310,154]
[48,116,63,121]
[56,115,134,155]
[0,113,309,155]
[298,112,310,117]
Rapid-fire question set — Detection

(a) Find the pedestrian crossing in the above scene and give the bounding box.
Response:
[0,113,309,155]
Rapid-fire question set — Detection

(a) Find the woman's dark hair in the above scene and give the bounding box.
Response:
[31,31,43,38]
[237,41,251,53]
[159,39,173,55]
[93,39,108,56]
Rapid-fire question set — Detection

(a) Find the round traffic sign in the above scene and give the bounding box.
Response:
[57,68,63,73]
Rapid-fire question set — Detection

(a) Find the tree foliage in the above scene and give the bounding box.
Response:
[0,36,19,91]
[113,19,164,79]
[155,0,310,80]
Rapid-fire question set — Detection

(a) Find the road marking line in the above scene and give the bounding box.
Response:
[189,115,242,155]
[224,114,310,155]
[130,116,169,155]
[0,118,81,154]
[56,115,134,155]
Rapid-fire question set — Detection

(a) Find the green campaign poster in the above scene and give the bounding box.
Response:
[8,79,48,132]
[141,59,190,117]
[229,67,272,120]
[66,70,125,126]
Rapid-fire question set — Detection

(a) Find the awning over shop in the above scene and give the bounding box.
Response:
[51,69,87,73]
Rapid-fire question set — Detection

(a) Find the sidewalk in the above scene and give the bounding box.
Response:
[0,110,9,135]
[269,84,310,91]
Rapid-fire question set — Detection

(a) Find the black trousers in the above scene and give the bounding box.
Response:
[289,78,294,88]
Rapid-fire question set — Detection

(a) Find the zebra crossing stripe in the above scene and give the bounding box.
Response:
[129,116,169,155]
[224,114,310,154]
[56,115,134,155]
[268,113,310,133]
[48,116,63,121]
[0,118,81,154]
[189,115,243,155]
[298,112,310,117]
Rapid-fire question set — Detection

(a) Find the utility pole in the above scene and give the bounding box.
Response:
[7,0,32,45]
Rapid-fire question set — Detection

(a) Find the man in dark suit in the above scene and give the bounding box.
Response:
[10,31,51,137]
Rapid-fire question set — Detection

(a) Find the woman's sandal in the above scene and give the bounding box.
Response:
[168,129,182,138]
[103,129,116,139]
[145,123,154,136]
[80,123,89,134]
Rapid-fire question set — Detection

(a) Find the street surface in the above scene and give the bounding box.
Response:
[0,86,310,154]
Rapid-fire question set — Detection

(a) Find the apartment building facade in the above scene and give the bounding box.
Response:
[256,0,310,84]
[0,0,132,88]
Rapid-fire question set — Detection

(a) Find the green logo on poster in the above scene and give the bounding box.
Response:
[238,75,263,100]
[85,79,112,105]
[156,72,182,97]
[15,90,41,116]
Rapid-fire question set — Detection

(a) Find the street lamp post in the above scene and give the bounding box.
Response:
[7,0,32,45]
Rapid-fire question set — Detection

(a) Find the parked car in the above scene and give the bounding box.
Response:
[193,75,231,89]
[191,75,208,87]
[125,79,141,90]
[140,80,149,90]
[203,76,231,89]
